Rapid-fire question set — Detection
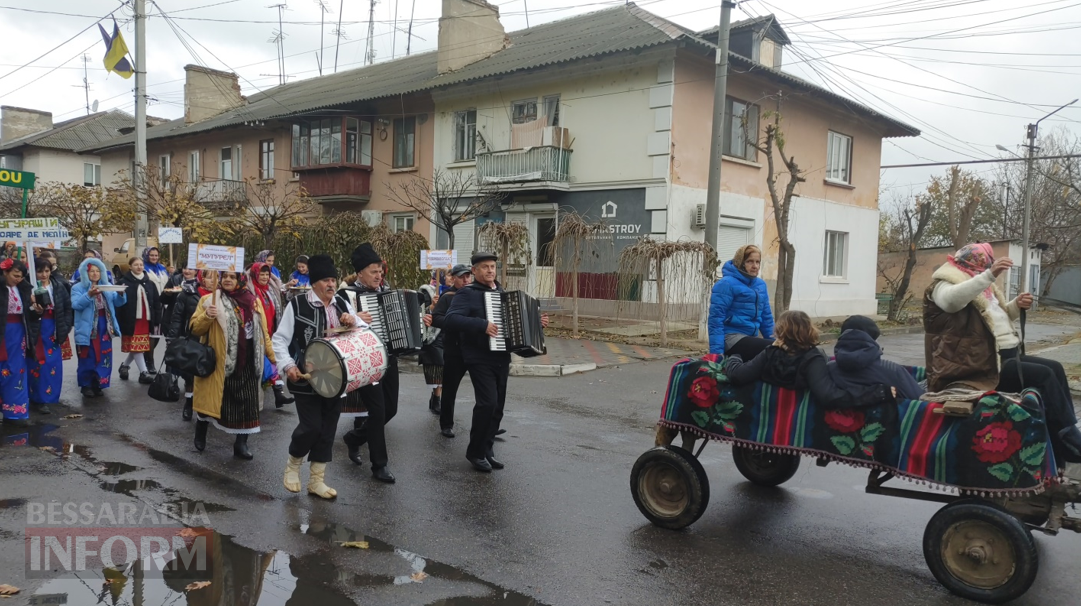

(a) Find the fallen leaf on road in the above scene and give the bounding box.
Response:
[0,585,19,596]
[338,541,369,549]
[177,528,200,539]
[38,446,55,453]
[185,581,211,592]
[410,572,428,583]
[62,414,83,420]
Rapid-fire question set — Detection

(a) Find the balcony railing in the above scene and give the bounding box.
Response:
[195,179,247,206]
[476,146,572,184]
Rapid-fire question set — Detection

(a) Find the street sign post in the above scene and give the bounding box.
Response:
[0,169,36,220]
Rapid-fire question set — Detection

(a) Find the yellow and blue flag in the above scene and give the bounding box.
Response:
[97,19,133,79]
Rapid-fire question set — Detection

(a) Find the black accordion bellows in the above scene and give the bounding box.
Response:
[484,290,546,357]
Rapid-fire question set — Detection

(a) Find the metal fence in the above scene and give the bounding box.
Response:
[476,146,572,184]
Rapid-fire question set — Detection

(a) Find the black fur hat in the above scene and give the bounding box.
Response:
[351,243,382,272]
[307,254,337,284]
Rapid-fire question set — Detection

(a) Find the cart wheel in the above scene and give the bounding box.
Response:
[731,444,801,487]
[630,446,709,530]
[923,500,1038,604]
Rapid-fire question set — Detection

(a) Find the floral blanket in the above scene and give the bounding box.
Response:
[659,355,1057,496]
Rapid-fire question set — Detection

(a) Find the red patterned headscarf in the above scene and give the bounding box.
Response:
[947,243,995,300]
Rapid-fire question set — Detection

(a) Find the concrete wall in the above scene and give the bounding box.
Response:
[184,66,244,124]
[877,241,1025,304]
[1045,265,1081,306]
[22,148,103,186]
[437,0,508,75]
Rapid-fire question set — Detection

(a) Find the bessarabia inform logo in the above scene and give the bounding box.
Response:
[24,501,214,578]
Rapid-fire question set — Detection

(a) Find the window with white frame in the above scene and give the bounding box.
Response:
[724,97,759,161]
[345,118,372,166]
[512,99,537,124]
[82,163,101,187]
[158,154,170,188]
[220,147,232,180]
[189,150,201,182]
[823,230,848,278]
[543,94,560,126]
[826,131,853,183]
[393,117,416,168]
[454,109,477,162]
[390,213,415,233]
[259,139,274,180]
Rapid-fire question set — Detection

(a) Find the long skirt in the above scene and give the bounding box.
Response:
[77,311,113,389]
[30,313,62,404]
[199,340,261,435]
[0,317,28,421]
[121,318,151,353]
[60,337,73,360]
[340,387,369,419]
[422,364,443,388]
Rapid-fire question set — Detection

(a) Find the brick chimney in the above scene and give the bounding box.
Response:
[183,65,245,124]
[0,106,53,145]
[438,0,509,75]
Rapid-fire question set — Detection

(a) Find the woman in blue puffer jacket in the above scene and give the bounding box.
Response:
[708,244,774,358]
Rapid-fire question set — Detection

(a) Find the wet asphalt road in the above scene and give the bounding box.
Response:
[2,331,1081,606]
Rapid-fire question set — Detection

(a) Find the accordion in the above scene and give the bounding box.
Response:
[484,290,546,358]
[349,289,423,355]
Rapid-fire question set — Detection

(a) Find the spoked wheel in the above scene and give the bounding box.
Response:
[731,444,801,487]
[923,500,1038,604]
[630,446,709,530]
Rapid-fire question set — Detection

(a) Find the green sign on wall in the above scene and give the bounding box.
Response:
[0,169,35,190]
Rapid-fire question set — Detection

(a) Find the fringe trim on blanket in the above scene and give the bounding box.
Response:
[657,419,1060,498]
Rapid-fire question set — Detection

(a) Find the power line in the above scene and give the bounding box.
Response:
[883,154,1081,169]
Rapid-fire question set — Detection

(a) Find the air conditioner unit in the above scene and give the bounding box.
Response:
[361,210,383,227]
[692,204,707,229]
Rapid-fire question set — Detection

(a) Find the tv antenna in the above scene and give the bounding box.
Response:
[267,4,289,84]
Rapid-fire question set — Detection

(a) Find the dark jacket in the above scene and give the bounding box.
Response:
[41,275,72,344]
[158,272,185,331]
[725,345,892,409]
[116,271,161,336]
[923,277,1000,393]
[166,281,200,340]
[431,286,460,359]
[708,260,775,355]
[828,329,925,400]
[0,280,41,357]
[444,281,510,367]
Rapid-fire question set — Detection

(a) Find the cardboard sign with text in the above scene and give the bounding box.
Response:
[187,243,244,272]
[158,227,183,244]
[420,250,456,271]
[0,218,69,242]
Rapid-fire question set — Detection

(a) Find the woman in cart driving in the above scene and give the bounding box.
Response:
[924,242,1081,461]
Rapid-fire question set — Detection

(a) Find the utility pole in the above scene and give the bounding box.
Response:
[81,54,91,115]
[699,0,735,340]
[134,0,149,248]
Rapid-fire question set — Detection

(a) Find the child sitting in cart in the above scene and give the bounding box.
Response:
[724,310,897,409]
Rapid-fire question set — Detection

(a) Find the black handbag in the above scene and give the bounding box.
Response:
[164,335,217,378]
[148,363,180,402]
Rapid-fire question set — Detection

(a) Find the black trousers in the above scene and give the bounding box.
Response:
[440,353,467,430]
[466,362,509,460]
[343,382,389,469]
[998,353,1077,433]
[289,393,342,463]
[352,356,399,429]
[727,336,774,360]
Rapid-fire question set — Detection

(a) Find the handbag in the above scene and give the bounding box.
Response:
[148,363,180,403]
[164,334,217,378]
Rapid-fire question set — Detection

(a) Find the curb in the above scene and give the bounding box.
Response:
[509,362,598,377]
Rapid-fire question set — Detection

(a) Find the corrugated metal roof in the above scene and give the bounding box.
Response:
[81,3,916,152]
[0,110,136,153]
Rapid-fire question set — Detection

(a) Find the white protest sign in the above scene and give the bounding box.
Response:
[420,250,456,271]
[0,218,69,242]
[187,243,245,272]
[158,226,183,244]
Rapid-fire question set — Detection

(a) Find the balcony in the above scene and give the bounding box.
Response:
[295,166,372,204]
[476,146,572,185]
[195,179,247,209]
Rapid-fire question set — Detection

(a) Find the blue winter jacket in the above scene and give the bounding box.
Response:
[708,260,774,355]
[70,258,125,347]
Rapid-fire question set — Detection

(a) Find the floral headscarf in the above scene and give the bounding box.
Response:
[948,242,995,299]
[141,247,168,275]
[197,270,219,297]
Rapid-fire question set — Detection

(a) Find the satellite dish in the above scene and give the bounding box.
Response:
[92,100,99,112]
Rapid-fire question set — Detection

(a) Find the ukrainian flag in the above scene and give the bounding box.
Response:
[97,19,133,79]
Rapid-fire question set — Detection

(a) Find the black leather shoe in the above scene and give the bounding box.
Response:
[485,453,505,470]
[182,397,193,421]
[273,385,294,408]
[494,428,506,437]
[33,403,51,415]
[467,456,493,473]
[138,372,154,385]
[344,435,363,466]
[118,365,129,381]
[81,386,95,398]
[92,380,104,398]
[194,421,208,452]
[372,466,396,483]
[233,435,253,460]
[429,392,441,415]
[440,427,455,438]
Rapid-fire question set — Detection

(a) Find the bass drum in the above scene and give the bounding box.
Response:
[302,328,388,399]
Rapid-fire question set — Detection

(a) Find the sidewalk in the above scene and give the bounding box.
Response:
[509,338,695,376]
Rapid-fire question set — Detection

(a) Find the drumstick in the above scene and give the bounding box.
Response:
[297,373,312,381]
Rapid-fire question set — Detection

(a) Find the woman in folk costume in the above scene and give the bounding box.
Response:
[0,260,41,427]
[70,249,115,285]
[418,283,444,415]
[254,250,282,280]
[28,257,72,415]
[116,257,161,385]
[141,246,170,369]
[167,270,215,422]
[247,262,294,408]
[70,257,125,398]
[190,270,275,460]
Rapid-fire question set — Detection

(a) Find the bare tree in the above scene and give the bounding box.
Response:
[747,106,806,315]
[878,198,933,321]
[0,182,54,219]
[118,166,224,244]
[386,169,504,248]
[46,184,137,253]
[233,179,317,248]
[919,166,997,249]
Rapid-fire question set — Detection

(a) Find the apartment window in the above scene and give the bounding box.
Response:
[454,110,477,162]
[188,150,200,182]
[390,213,415,233]
[292,117,371,168]
[512,99,537,124]
[158,154,170,187]
[826,131,853,184]
[543,94,560,127]
[393,117,416,168]
[220,147,232,180]
[724,97,759,161]
[345,118,372,166]
[259,139,274,180]
[82,163,101,187]
[823,231,848,278]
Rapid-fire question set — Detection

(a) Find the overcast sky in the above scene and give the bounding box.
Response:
[1,0,1079,200]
